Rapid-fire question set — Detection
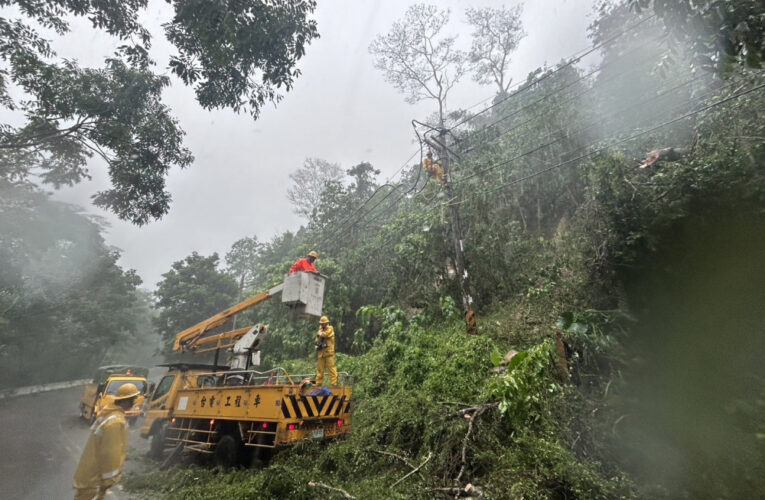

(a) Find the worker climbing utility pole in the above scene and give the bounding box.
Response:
[428,129,477,334]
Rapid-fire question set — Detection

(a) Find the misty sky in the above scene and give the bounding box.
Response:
[30,0,598,288]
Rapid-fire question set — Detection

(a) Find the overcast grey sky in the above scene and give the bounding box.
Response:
[39,0,598,288]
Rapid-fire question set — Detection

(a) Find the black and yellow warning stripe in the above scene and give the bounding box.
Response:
[281,394,351,419]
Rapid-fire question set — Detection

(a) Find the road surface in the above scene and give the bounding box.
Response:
[0,385,147,500]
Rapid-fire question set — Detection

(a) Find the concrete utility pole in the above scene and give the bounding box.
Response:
[430,129,477,334]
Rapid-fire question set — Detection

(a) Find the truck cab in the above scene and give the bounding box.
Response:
[141,363,227,458]
[80,365,149,424]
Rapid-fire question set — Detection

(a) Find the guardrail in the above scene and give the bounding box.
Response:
[0,379,90,400]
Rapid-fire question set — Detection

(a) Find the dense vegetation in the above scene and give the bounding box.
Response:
[0,0,318,223]
[1,0,763,498]
[0,180,159,386]
[125,2,765,498]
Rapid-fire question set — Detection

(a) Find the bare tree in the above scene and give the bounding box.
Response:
[369,4,467,127]
[466,5,526,94]
[287,158,344,220]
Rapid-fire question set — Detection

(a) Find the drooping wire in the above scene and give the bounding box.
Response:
[451,82,765,203]
[309,13,661,248]
[448,13,658,131]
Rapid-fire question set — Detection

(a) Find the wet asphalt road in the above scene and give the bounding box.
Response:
[0,385,147,500]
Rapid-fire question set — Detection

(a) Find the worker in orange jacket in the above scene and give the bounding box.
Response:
[73,383,140,500]
[289,250,319,274]
[315,316,338,386]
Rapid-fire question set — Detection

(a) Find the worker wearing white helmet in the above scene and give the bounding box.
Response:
[314,316,338,386]
[73,382,140,500]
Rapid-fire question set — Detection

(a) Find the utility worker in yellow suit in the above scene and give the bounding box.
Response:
[73,383,140,500]
[315,316,338,386]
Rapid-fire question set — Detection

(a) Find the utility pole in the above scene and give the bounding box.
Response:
[430,128,477,334]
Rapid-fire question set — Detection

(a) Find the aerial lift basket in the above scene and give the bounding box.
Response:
[281,272,325,318]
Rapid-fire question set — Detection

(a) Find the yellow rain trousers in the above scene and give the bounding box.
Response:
[315,325,338,386]
[73,403,128,499]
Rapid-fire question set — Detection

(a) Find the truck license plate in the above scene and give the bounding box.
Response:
[311,428,324,439]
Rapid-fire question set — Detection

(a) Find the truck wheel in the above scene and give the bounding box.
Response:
[214,434,240,468]
[149,422,168,460]
[250,446,273,468]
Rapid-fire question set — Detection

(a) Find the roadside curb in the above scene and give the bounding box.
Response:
[0,379,89,400]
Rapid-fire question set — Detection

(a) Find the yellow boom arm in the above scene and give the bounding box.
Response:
[173,283,284,352]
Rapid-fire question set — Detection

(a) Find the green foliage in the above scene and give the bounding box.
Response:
[629,0,765,72]
[488,341,564,430]
[225,235,262,293]
[129,311,629,499]
[0,181,156,386]
[141,5,764,497]
[165,0,319,117]
[154,252,238,354]
[0,0,318,223]
[557,310,620,364]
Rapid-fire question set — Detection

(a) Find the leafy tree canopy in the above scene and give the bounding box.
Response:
[628,0,765,72]
[0,180,147,386]
[154,251,238,352]
[0,0,319,224]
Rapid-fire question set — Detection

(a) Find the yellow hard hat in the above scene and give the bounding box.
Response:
[319,316,329,324]
[113,383,140,400]
[308,251,319,259]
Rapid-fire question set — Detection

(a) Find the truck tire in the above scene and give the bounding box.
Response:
[149,422,168,460]
[214,434,240,468]
[250,445,273,468]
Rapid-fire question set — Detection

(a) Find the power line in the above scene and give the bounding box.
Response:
[319,73,709,246]
[316,121,435,244]
[453,34,672,154]
[452,72,704,185]
[314,148,421,243]
[454,82,765,202]
[323,24,668,242]
[333,76,755,242]
[312,13,660,248]
[449,14,658,131]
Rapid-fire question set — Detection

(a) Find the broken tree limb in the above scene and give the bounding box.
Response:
[308,481,355,499]
[638,147,692,169]
[447,402,498,418]
[554,331,570,383]
[390,452,432,488]
[454,407,488,487]
[490,349,520,374]
[438,401,472,407]
[372,450,425,479]
[432,484,485,497]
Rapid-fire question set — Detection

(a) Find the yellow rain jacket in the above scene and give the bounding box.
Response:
[315,325,335,358]
[73,402,128,491]
[315,324,338,386]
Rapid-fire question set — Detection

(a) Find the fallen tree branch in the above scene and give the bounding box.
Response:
[637,146,692,169]
[448,402,498,418]
[308,481,355,499]
[372,450,424,479]
[454,407,488,488]
[390,452,432,488]
[432,484,484,497]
